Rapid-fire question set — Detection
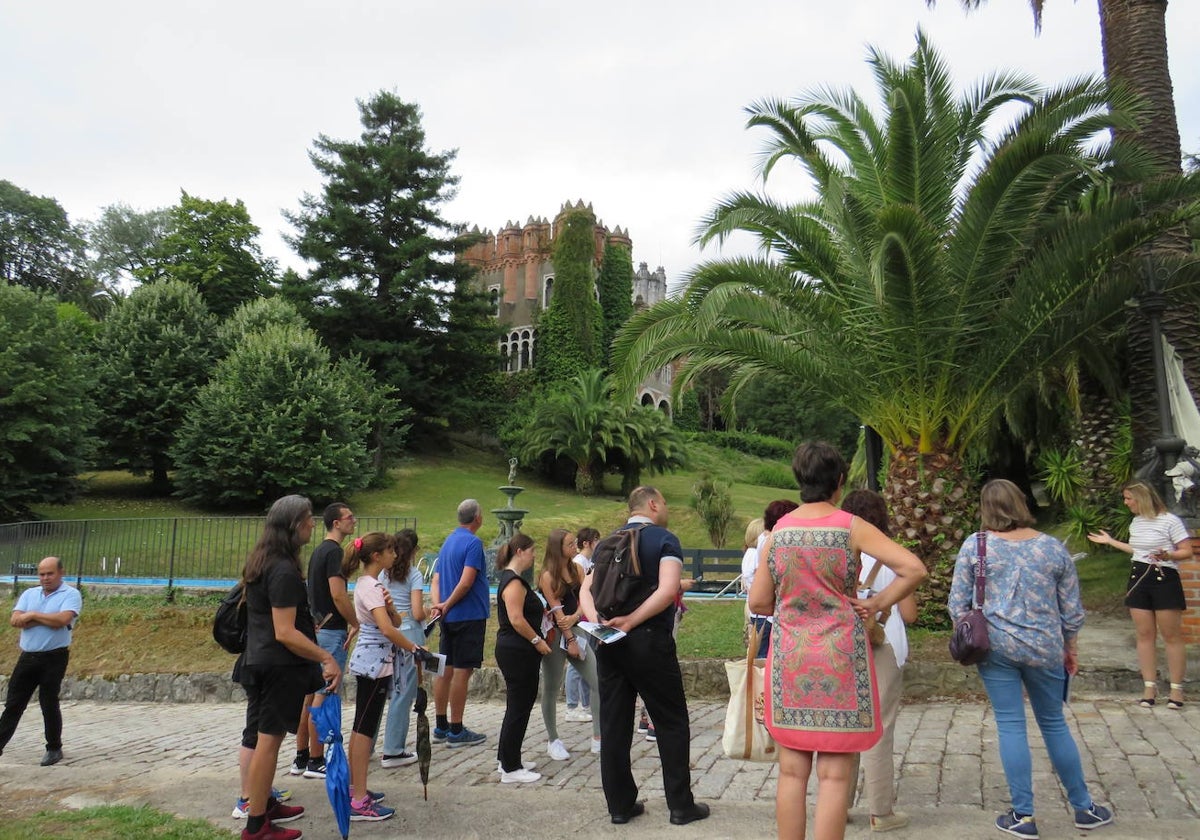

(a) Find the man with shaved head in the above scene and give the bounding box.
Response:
[0,556,83,766]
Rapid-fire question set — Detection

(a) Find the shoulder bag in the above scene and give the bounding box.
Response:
[949,531,991,666]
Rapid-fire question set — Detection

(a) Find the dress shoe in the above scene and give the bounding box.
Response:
[611,801,646,824]
[40,748,63,766]
[669,802,710,826]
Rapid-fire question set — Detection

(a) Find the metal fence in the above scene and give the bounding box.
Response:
[1,516,417,590]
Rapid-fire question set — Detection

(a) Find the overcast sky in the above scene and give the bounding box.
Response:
[3,1,1198,286]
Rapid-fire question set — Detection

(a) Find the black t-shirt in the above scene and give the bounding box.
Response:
[246,557,316,666]
[308,538,347,631]
[619,522,683,633]
[496,569,544,648]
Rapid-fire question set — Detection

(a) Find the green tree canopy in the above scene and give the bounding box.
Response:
[141,192,276,317]
[171,324,405,508]
[285,91,497,440]
[0,180,107,314]
[0,284,95,520]
[85,202,170,289]
[92,280,218,493]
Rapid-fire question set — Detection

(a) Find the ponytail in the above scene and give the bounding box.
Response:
[342,531,391,578]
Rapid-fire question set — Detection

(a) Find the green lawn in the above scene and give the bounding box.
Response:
[0,805,231,840]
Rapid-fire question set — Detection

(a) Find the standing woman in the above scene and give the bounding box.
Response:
[953,479,1113,838]
[241,495,340,840]
[1088,481,1192,708]
[495,533,550,783]
[380,528,426,768]
[540,528,602,759]
[749,443,925,840]
[343,532,425,822]
[565,527,601,721]
[841,489,917,833]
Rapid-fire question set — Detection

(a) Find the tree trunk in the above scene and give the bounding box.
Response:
[1099,0,1200,453]
[883,443,976,629]
[574,461,598,495]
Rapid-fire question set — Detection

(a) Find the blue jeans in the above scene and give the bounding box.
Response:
[316,628,348,694]
[566,662,591,709]
[977,652,1093,816]
[382,620,425,755]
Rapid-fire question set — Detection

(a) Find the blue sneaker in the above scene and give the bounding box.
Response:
[445,727,486,748]
[1073,804,1113,830]
[272,786,292,802]
[232,788,293,819]
[350,799,395,821]
[432,726,449,743]
[367,789,385,803]
[995,810,1039,839]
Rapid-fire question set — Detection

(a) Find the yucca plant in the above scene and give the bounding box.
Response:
[1037,448,1088,507]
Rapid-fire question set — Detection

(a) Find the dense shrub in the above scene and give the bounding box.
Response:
[687,430,794,460]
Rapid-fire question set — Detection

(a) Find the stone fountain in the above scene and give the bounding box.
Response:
[492,457,529,545]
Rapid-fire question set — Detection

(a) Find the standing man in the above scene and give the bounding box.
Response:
[429,499,489,747]
[581,487,709,826]
[0,557,82,766]
[290,502,359,779]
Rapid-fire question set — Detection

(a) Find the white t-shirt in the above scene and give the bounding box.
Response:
[857,552,909,667]
[745,534,772,620]
[1129,512,1190,570]
[573,552,592,572]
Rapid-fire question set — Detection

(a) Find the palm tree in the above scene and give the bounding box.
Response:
[929,0,1199,451]
[610,33,1200,610]
[519,369,688,495]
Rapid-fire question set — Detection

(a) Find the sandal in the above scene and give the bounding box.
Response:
[1138,681,1157,708]
[1167,682,1184,710]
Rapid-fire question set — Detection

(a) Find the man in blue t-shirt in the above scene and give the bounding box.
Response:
[0,556,83,767]
[429,499,490,747]
[581,487,709,827]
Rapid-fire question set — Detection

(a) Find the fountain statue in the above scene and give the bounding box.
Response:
[493,457,529,545]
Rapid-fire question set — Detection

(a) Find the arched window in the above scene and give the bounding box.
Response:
[520,340,530,370]
[658,400,671,417]
[641,393,654,407]
[543,276,554,307]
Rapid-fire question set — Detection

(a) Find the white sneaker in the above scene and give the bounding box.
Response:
[547,739,570,761]
[565,707,593,722]
[495,759,537,773]
[590,737,602,754]
[499,767,542,784]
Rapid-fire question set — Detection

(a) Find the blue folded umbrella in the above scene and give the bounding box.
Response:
[309,693,351,839]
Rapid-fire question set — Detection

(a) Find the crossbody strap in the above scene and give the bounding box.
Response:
[973,531,987,609]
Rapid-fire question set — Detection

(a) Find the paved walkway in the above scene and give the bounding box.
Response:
[1,690,1198,839]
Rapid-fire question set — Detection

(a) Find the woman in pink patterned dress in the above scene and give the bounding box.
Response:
[749,442,925,840]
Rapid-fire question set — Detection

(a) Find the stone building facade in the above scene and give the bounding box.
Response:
[459,200,673,411]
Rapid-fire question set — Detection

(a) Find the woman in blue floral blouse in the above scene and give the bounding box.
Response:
[949,479,1112,839]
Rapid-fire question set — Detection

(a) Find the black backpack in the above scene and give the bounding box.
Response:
[589,524,654,619]
[213,582,248,654]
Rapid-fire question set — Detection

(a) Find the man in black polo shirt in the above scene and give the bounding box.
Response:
[580,486,709,827]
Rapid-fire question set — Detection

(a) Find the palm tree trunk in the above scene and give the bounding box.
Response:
[882,443,977,628]
[1099,0,1200,453]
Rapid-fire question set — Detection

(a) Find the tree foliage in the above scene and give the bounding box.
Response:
[596,240,634,370]
[91,280,218,493]
[691,474,736,549]
[0,180,106,314]
[171,324,405,508]
[141,192,276,317]
[535,208,603,387]
[0,284,96,520]
[285,91,497,439]
[518,369,687,495]
[85,203,170,289]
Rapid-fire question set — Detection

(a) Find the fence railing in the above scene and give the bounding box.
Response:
[1,516,417,590]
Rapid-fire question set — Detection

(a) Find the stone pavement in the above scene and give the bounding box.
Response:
[1,690,1198,840]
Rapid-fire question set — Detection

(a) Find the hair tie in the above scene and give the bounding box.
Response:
[353,537,363,551]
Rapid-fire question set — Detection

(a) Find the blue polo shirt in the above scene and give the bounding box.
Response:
[436,526,490,622]
[620,516,683,632]
[14,582,82,652]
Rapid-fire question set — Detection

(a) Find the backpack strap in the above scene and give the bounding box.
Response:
[626,522,650,576]
[973,531,987,609]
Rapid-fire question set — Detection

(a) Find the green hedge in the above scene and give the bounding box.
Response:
[687,431,794,461]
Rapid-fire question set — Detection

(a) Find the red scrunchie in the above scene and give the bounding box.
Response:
[353,537,363,551]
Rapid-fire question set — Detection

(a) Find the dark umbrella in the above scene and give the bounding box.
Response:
[310,693,351,839]
[413,684,432,800]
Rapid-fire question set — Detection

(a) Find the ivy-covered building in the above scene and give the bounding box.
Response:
[460,200,672,410]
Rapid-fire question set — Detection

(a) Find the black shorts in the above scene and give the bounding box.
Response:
[241,663,324,737]
[1125,562,1187,612]
[439,619,485,669]
[352,675,390,740]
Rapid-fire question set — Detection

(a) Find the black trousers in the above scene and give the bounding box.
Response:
[495,641,541,772]
[0,647,70,753]
[596,624,696,814]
